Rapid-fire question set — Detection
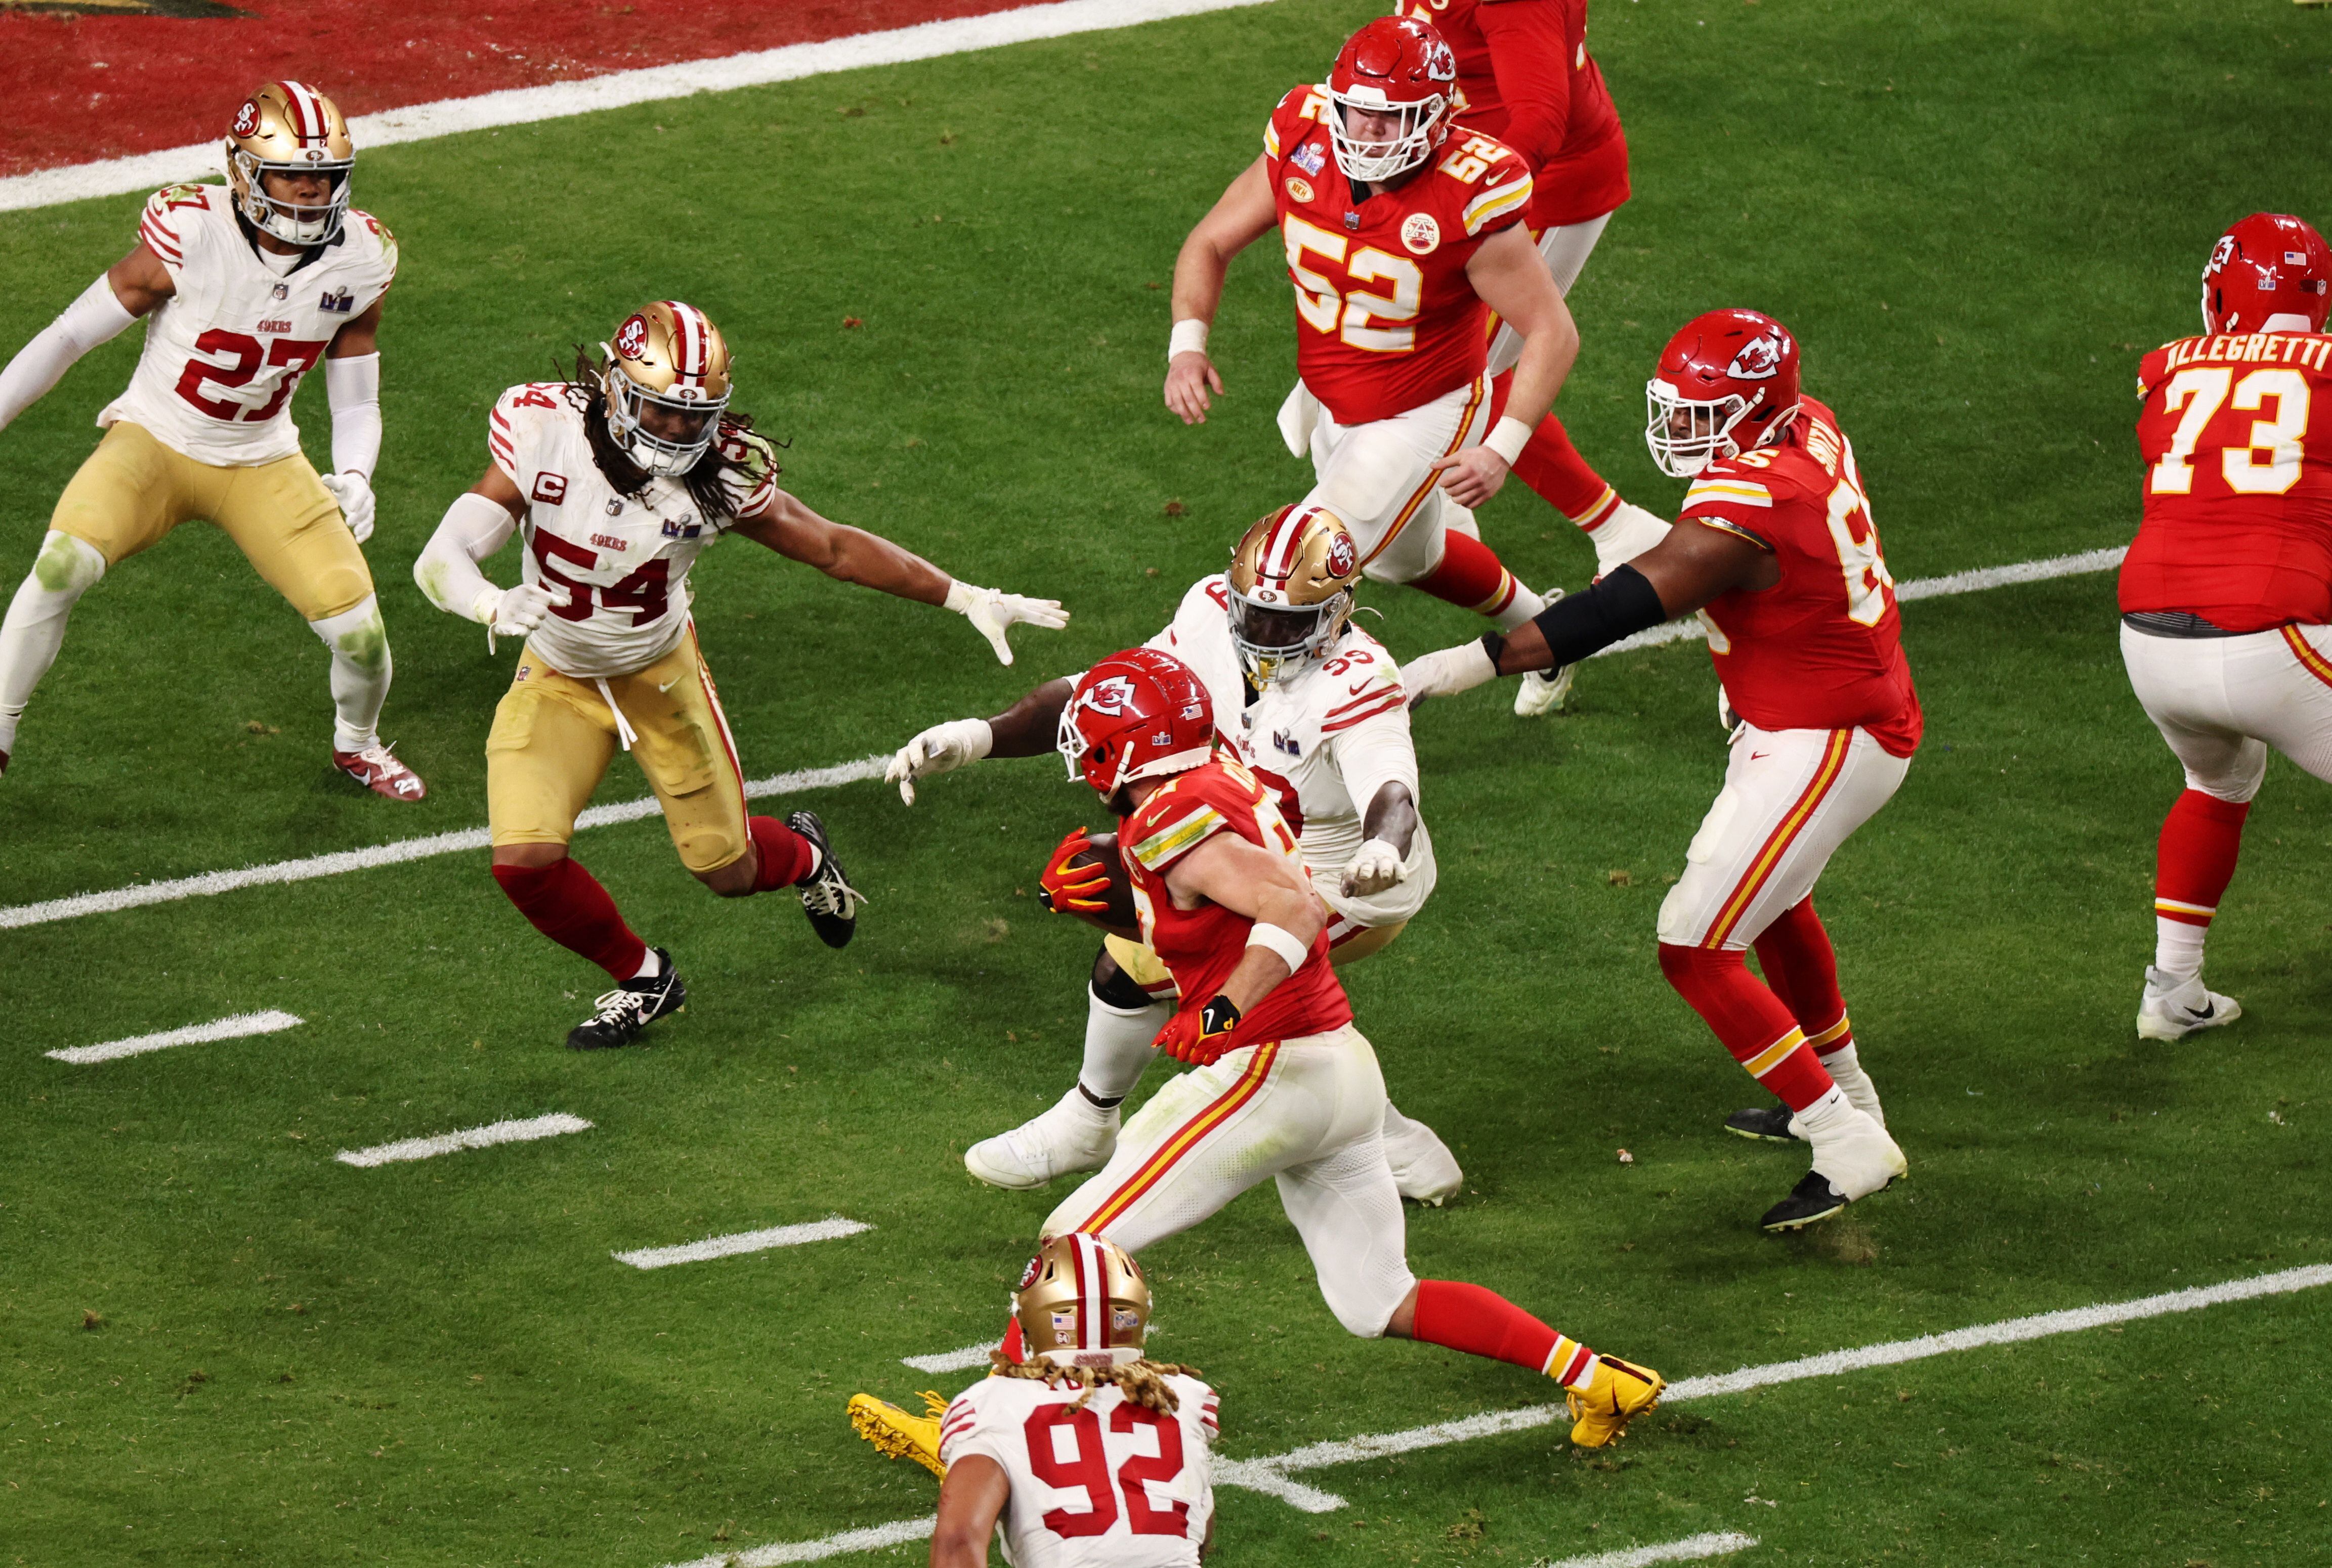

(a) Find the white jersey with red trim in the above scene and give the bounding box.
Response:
[938,1371,1218,1568]
[1142,574,1437,927]
[486,383,778,678]
[101,182,397,466]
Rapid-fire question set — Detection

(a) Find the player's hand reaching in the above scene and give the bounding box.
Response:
[946,581,1069,666]
[1401,639,1499,708]
[1164,350,1224,425]
[1037,826,1112,916]
[320,471,376,543]
[1339,838,1407,897]
[1429,445,1511,509]
[1154,994,1242,1064]
[885,718,994,805]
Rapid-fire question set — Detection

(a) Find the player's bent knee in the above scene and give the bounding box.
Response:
[1318,1270,1416,1340]
[491,841,569,870]
[1091,950,1154,1012]
[693,850,757,898]
[2184,742,2268,804]
[30,532,106,597]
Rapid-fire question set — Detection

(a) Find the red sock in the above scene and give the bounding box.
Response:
[2154,789,2250,929]
[492,857,648,981]
[1412,1280,1597,1388]
[748,814,817,890]
[1490,367,1619,528]
[1752,898,1851,1051]
[1659,942,1837,1111]
[1414,531,1523,619]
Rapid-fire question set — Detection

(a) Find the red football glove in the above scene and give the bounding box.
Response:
[1153,994,1242,1065]
[1038,826,1111,918]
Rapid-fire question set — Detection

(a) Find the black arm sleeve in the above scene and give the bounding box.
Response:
[1483,563,1667,673]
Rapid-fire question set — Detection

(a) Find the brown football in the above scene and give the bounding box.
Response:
[1046,830,1140,940]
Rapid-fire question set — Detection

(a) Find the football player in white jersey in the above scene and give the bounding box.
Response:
[885,503,1461,1203]
[414,299,1068,1049]
[0,81,424,799]
[849,1232,1219,1567]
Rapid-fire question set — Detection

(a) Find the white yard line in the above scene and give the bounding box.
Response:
[901,1340,999,1375]
[667,1516,938,1568]
[614,1217,872,1270]
[1547,1534,1760,1568]
[43,1008,302,1064]
[334,1111,592,1167]
[0,0,1274,214]
[0,754,886,932]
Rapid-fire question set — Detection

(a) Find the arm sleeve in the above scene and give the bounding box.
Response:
[0,276,138,432]
[1475,1,1576,172]
[1125,797,1234,874]
[413,490,518,622]
[325,352,382,481]
[1502,561,1666,670]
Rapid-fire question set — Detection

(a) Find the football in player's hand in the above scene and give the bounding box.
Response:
[1040,831,1139,940]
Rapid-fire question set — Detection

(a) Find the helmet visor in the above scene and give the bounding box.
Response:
[605,369,728,476]
[1328,93,1440,184]
[235,152,353,245]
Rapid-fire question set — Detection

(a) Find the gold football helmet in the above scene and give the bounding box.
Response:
[1227,502,1361,684]
[1015,1233,1152,1369]
[601,300,734,475]
[224,81,354,246]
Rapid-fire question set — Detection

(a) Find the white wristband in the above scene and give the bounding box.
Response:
[1246,921,1310,972]
[1483,415,1535,467]
[469,585,503,625]
[1168,319,1210,360]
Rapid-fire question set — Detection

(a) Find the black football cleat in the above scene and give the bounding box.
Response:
[1725,1106,1804,1144]
[566,949,687,1050]
[788,810,866,949]
[1759,1169,1851,1233]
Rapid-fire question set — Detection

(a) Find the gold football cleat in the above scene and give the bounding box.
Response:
[847,1390,949,1479]
[1565,1355,1665,1448]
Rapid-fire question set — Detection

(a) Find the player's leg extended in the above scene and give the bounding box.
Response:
[0,423,195,770]
[214,452,421,799]
[1656,725,1910,1230]
[1730,897,1882,1139]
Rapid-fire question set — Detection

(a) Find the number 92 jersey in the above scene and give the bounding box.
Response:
[101,183,397,467]
[1677,396,1922,757]
[939,1371,1218,1567]
[487,382,778,679]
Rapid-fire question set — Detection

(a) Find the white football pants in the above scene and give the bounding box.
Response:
[1277,374,1497,588]
[1657,723,1912,951]
[1043,1025,1418,1339]
[1486,212,1614,377]
[2120,621,2332,799]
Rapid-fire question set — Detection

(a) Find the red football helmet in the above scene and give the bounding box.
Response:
[2200,213,2330,335]
[1644,308,1804,478]
[1057,647,1215,803]
[1326,15,1457,184]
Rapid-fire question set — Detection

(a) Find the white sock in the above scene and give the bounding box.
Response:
[630,948,662,981]
[308,594,391,754]
[1494,582,1549,632]
[0,531,105,754]
[1815,1041,1884,1126]
[2153,917,2207,985]
[1079,987,1166,1104]
[1793,1085,1852,1136]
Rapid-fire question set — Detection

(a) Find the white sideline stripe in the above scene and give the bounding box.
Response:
[0,754,886,931]
[334,1112,592,1167]
[901,1339,998,1374]
[1596,545,2128,657]
[662,1264,2332,1564]
[0,0,1274,214]
[43,1008,302,1064]
[614,1216,871,1270]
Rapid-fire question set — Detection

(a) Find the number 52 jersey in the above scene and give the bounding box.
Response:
[939,1371,1218,1567]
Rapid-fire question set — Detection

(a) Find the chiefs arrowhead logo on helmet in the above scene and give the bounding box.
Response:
[1727,329,1792,381]
[1079,675,1139,717]
[614,314,651,360]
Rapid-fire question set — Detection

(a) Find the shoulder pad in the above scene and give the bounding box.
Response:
[346,209,399,275]
[138,183,216,269]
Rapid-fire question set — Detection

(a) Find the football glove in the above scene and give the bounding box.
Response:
[1401,639,1499,709]
[1339,838,1406,897]
[885,717,994,805]
[1154,994,1242,1065]
[320,471,376,544]
[945,580,1069,667]
[470,582,557,654]
[1037,826,1112,917]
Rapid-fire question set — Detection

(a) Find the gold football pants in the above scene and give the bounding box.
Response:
[486,626,751,874]
[51,420,373,621]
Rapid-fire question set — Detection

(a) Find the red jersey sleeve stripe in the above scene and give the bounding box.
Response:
[1322,694,1407,733]
[138,219,182,262]
[1323,683,1405,718]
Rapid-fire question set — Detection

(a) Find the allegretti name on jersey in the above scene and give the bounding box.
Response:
[2161,332,2332,373]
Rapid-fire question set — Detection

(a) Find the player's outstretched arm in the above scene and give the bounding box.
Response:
[929,1454,1011,1568]
[0,248,164,435]
[883,676,1076,804]
[1342,780,1419,897]
[413,467,553,649]
[1432,226,1579,507]
[318,296,385,543]
[1165,155,1277,426]
[735,492,1067,665]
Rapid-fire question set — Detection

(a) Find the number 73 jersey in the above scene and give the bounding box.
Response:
[1677,396,1923,758]
[939,1371,1218,1567]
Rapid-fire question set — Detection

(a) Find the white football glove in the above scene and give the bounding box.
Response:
[1339,838,1407,898]
[1402,639,1499,709]
[469,582,556,652]
[945,580,1069,666]
[885,717,994,805]
[320,471,376,544]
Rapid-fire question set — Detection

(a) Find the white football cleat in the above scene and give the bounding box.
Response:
[2136,966,2241,1042]
[1381,1103,1463,1205]
[1514,665,1573,717]
[965,1087,1118,1190]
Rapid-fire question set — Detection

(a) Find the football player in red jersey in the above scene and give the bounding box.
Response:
[1164,15,1586,719]
[2118,213,2332,1041]
[1023,647,1667,1448]
[1403,310,1914,1232]
[1394,0,1672,576]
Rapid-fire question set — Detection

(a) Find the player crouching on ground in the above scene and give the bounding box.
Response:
[851,1234,1221,1565]
[0,82,423,799]
[1405,310,1915,1232]
[887,504,1462,1205]
[414,300,1067,1050]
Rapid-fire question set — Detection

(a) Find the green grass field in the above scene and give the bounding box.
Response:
[5,1,2331,1563]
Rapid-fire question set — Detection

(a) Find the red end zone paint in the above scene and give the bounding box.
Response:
[0,0,1041,179]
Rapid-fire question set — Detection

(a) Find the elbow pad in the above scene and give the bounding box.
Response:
[1495,563,1666,671]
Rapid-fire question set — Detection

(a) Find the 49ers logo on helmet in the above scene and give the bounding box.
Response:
[232,100,262,139]
[1079,675,1139,717]
[1728,330,1792,381]
[1016,1253,1044,1291]
[1325,532,1358,578]
[614,314,651,360]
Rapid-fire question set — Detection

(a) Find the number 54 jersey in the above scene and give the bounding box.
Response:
[486,382,778,678]
[939,1372,1218,1567]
